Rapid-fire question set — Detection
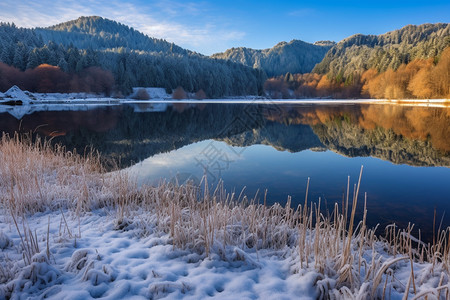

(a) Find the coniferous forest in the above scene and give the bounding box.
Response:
[0,16,449,99]
[0,16,265,97]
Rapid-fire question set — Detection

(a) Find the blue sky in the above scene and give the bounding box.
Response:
[0,0,449,55]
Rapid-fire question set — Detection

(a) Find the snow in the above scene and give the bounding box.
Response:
[1,206,449,299]
[0,132,449,299]
[0,211,319,299]
[0,103,120,119]
[2,85,32,104]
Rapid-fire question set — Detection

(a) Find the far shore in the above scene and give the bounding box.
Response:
[1,95,448,106]
[1,86,448,107]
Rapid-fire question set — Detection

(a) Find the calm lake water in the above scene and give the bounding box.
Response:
[1,101,449,240]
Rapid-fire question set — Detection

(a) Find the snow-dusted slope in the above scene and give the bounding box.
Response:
[1,85,32,104]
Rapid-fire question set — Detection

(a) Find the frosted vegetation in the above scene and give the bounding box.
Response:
[1,134,450,299]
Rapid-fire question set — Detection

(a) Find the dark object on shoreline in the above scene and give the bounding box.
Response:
[0,100,23,106]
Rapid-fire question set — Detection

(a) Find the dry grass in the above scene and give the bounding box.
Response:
[1,134,450,298]
[0,133,133,216]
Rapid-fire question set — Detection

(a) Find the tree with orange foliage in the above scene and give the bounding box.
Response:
[172,86,187,100]
[195,89,207,100]
[316,75,334,98]
[0,62,24,92]
[433,47,450,98]
[26,64,70,93]
[360,69,378,97]
[408,67,434,98]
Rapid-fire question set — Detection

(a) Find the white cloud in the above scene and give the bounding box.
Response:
[0,0,245,54]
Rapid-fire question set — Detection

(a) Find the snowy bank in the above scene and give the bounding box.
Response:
[1,131,450,299]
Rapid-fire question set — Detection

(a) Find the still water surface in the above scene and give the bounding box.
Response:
[1,102,449,239]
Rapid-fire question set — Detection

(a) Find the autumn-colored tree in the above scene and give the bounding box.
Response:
[0,62,114,94]
[79,67,114,95]
[195,89,207,100]
[293,73,322,98]
[408,67,434,98]
[360,69,378,98]
[26,64,70,93]
[433,47,450,98]
[0,62,24,92]
[133,88,150,100]
[264,78,288,98]
[172,86,187,99]
[316,75,334,97]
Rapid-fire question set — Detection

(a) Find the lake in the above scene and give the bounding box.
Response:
[1,101,449,241]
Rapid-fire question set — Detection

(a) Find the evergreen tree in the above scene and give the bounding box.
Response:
[57,56,69,72]
[26,49,40,69]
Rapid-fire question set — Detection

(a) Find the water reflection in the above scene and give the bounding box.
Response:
[1,103,448,168]
[0,102,449,240]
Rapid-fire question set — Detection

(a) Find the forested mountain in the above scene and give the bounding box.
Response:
[313,23,450,78]
[36,16,189,55]
[0,17,265,97]
[265,23,450,99]
[211,40,334,77]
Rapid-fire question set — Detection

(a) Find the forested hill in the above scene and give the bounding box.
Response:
[313,23,450,77]
[36,16,190,55]
[211,40,334,77]
[0,16,265,97]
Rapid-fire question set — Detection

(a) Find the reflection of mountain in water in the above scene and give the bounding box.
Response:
[221,122,323,153]
[0,103,448,169]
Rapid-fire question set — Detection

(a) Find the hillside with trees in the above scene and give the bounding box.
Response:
[212,40,334,77]
[0,17,265,97]
[264,45,450,99]
[313,23,450,78]
[36,16,190,55]
[264,24,450,99]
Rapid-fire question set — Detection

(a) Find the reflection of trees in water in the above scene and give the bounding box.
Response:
[57,104,269,170]
[0,103,448,169]
[266,104,450,167]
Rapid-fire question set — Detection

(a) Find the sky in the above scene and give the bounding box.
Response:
[0,0,449,55]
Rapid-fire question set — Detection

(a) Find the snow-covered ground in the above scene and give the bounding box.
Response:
[0,211,319,299]
[1,204,449,299]
[1,88,450,299]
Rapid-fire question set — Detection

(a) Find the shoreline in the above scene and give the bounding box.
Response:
[1,86,448,107]
[1,97,448,105]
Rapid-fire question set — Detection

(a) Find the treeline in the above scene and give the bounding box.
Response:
[0,63,114,94]
[0,19,265,97]
[265,46,450,99]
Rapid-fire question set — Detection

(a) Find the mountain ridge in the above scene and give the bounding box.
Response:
[211,39,334,77]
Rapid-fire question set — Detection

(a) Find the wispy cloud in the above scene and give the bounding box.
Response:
[0,0,245,54]
[288,8,315,17]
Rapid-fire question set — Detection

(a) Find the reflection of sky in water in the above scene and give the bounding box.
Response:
[128,139,450,236]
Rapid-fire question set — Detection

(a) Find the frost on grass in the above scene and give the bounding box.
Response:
[1,135,450,299]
